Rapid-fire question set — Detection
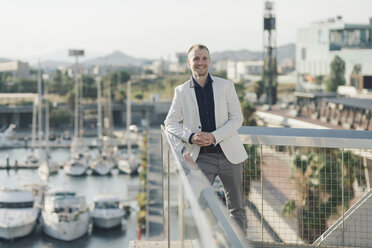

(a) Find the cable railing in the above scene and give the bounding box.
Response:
[161,125,372,247]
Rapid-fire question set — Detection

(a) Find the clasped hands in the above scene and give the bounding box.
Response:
[191,132,215,147]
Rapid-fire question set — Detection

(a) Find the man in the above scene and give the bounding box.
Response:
[164,44,248,232]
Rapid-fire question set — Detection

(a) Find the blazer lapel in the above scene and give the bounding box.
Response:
[212,77,221,127]
[187,79,200,124]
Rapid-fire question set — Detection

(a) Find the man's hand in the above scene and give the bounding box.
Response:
[191,132,216,147]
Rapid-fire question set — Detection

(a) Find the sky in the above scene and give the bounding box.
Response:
[0,0,371,62]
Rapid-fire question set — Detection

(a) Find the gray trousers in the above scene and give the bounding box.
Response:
[196,152,247,232]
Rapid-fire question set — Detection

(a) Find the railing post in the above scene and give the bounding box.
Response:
[161,132,165,240]
[341,148,345,245]
[145,133,150,240]
[168,149,171,248]
[260,145,264,243]
[179,180,184,248]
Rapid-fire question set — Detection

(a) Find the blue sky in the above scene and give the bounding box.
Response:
[0,0,371,62]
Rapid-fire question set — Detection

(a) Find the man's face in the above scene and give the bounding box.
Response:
[187,48,210,77]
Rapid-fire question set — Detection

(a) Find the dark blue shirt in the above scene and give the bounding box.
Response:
[189,74,220,148]
[192,74,216,133]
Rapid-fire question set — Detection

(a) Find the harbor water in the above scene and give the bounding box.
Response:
[0,145,140,248]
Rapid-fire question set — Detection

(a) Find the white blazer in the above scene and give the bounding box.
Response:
[164,75,248,164]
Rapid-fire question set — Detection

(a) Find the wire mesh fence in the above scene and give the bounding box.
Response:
[243,144,372,247]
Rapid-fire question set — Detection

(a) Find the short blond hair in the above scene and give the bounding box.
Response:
[187,44,210,56]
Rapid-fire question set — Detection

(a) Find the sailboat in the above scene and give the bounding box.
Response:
[90,77,115,176]
[38,82,59,177]
[117,79,140,175]
[25,64,42,166]
[0,124,23,149]
[64,59,90,176]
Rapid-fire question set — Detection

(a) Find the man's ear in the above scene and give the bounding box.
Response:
[186,58,190,67]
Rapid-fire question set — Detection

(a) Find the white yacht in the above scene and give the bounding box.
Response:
[24,153,39,166]
[90,153,115,176]
[0,124,23,149]
[42,189,90,241]
[38,159,59,177]
[118,152,140,175]
[38,84,59,178]
[64,152,90,176]
[0,188,38,240]
[91,194,125,229]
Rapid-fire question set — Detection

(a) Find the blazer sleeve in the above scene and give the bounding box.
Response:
[164,86,192,143]
[212,81,243,144]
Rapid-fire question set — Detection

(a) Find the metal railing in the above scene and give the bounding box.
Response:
[161,125,372,247]
[239,126,372,247]
[161,125,248,248]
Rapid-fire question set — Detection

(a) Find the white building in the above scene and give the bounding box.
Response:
[227,60,263,82]
[0,61,30,78]
[296,16,372,91]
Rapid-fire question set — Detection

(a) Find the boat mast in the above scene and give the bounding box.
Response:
[37,60,43,148]
[73,55,79,152]
[96,77,103,152]
[126,79,131,155]
[44,80,50,161]
[31,95,37,151]
[69,49,84,152]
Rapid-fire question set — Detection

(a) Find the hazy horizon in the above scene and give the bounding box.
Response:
[1,0,371,63]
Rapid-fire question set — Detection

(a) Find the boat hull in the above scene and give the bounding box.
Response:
[0,209,37,240]
[0,221,36,240]
[64,165,88,176]
[92,216,123,229]
[42,211,90,241]
[118,160,138,175]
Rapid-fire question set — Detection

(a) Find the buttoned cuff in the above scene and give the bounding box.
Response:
[188,133,195,144]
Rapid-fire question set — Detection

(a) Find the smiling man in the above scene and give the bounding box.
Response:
[164,44,248,233]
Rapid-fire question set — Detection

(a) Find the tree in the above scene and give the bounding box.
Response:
[243,144,261,197]
[234,82,245,102]
[50,108,73,128]
[254,80,265,101]
[106,70,130,88]
[283,149,366,243]
[134,93,143,101]
[326,56,345,92]
[0,72,6,92]
[82,75,97,98]
[241,100,257,126]
[214,70,227,79]
[49,70,73,95]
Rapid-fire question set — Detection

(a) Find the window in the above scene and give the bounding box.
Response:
[0,201,34,208]
[301,48,306,60]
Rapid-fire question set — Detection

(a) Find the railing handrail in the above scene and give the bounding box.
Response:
[238,126,372,149]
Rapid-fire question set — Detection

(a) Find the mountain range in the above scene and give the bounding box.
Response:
[2,44,295,70]
[211,43,295,64]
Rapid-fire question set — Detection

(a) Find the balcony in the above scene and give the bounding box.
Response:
[134,126,372,248]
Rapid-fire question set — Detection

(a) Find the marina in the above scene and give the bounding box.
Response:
[0,143,141,247]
